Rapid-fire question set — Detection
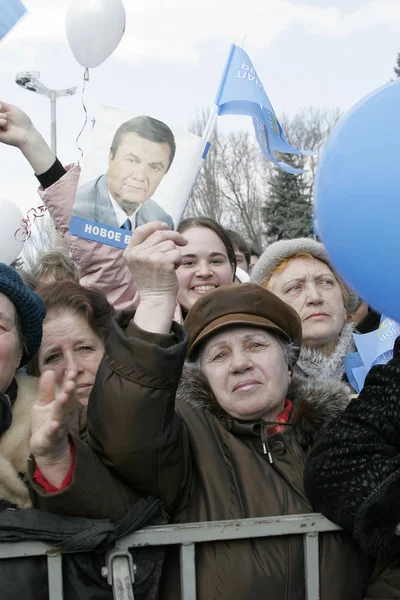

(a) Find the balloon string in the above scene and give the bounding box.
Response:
[14,204,48,242]
[75,69,89,164]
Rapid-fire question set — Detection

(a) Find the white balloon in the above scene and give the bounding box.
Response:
[65,0,126,69]
[0,199,24,266]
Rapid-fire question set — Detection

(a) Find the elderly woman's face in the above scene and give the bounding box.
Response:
[0,292,22,393]
[267,257,346,352]
[38,309,104,405]
[200,326,291,422]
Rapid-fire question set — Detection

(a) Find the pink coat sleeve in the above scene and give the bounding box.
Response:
[38,164,138,310]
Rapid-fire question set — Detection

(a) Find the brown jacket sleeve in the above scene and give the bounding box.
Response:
[87,311,190,512]
[27,435,140,521]
[363,557,400,599]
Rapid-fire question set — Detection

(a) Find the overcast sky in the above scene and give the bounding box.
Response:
[1,0,400,213]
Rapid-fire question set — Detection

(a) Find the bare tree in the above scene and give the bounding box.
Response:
[215,131,266,251]
[184,111,225,223]
[281,106,342,181]
[185,106,342,251]
[185,113,266,250]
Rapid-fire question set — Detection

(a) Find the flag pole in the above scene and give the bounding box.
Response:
[202,42,236,141]
[214,43,236,106]
[202,104,219,140]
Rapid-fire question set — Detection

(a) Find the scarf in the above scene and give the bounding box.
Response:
[297,321,355,382]
[268,399,293,435]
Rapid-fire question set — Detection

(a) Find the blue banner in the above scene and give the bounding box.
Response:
[215,44,314,174]
[345,315,400,392]
[0,0,26,41]
[69,215,132,250]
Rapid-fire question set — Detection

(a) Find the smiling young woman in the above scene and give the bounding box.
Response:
[175,217,237,318]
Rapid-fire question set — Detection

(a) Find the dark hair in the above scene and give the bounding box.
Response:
[110,116,176,172]
[225,229,251,268]
[250,244,261,259]
[27,282,115,376]
[178,217,237,273]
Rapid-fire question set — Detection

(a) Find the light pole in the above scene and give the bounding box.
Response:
[15,71,76,155]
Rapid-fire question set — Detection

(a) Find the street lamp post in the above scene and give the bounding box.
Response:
[15,71,76,155]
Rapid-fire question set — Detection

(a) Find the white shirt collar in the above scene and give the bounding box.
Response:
[108,191,140,228]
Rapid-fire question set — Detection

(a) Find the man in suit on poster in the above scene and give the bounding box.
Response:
[73,115,175,231]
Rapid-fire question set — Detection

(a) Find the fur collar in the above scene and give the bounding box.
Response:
[177,362,351,449]
[297,321,355,381]
[0,373,39,509]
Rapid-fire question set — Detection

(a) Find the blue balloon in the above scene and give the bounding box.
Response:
[315,80,400,322]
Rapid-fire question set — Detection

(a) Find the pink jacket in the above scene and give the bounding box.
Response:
[39,164,138,310]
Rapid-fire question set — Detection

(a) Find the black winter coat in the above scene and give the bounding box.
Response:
[304,337,400,559]
[0,496,166,600]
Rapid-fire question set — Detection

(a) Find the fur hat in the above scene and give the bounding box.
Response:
[184,282,302,360]
[251,238,358,313]
[0,264,46,366]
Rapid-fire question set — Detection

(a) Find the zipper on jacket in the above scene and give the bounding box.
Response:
[260,424,274,464]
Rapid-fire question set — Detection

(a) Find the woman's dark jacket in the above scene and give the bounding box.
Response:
[305,338,400,560]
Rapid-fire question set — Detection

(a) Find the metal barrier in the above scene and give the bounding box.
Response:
[0,512,341,600]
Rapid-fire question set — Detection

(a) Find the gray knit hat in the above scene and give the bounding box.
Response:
[251,238,358,313]
[0,263,46,366]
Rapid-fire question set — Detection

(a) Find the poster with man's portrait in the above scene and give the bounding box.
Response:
[69,104,207,249]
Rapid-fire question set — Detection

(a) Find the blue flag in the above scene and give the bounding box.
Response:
[0,0,26,41]
[215,44,314,174]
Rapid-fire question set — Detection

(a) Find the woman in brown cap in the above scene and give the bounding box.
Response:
[87,223,369,600]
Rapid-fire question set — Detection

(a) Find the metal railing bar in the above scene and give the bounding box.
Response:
[0,513,341,600]
[111,556,135,600]
[0,540,55,559]
[180,543,196,600]
[303,532,320,600]
[47,553,64,600]
[115,514,341,548]
[0,515,339,558]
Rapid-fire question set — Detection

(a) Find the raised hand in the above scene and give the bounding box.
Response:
[124,221,187,301]
[30,370,77,487]
[124,221,187,333]
[0,101,36,149]
[0,101,55,174]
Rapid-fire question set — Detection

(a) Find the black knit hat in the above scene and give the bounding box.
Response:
[0,263,46,366]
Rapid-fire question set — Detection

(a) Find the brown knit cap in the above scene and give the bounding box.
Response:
[184,283,302,360]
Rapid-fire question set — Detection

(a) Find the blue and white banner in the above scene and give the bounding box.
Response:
[345,315,400,392]
[0,0,26,41]
[69,216,132,250]
[215,44,314,174]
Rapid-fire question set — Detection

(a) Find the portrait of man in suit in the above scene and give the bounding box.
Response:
[73,116,176,231]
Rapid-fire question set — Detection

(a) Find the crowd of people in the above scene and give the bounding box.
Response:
[0,99,399,599]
